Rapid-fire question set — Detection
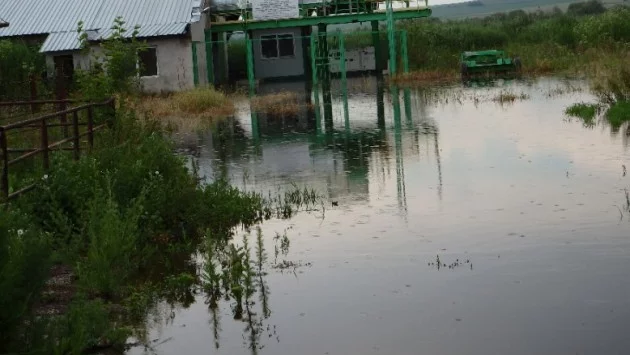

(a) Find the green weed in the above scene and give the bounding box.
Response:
[605,100,630,129]
[565,102,600,125]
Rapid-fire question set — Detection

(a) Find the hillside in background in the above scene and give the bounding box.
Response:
[431,0,626,18]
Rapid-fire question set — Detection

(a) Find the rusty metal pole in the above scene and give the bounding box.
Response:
[72,111,80,160]
[87,106,94,150]
[41,117,49,170]
[0,128,9,200]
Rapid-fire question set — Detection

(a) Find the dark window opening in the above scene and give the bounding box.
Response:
[261,35,279,59]
[278,34,295,57]
[139,47,158,77]
[54,55,74,97]
[260,34,295,59]
[54,55,74,80]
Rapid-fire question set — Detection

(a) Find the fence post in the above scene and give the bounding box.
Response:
[41,117,49,170]
[87,106,94,150]
[0,128,8,200]
[29,74,39,114]
[72,111,80,160]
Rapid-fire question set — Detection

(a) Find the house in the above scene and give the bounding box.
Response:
[0,0,211,93]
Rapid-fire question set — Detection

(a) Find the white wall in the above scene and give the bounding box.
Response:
[47,36,197,94]
[252,27,304,79]
[140,37,195,93]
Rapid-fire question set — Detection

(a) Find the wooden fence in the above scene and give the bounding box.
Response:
[0,98,115,200]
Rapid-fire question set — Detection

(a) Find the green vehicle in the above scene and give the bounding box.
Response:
[460,50,522,78]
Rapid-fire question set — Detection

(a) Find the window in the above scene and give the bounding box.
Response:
[260,34,295,59]
[139,47,158,77]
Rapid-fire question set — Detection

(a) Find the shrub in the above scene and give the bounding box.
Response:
[0,210,51,353]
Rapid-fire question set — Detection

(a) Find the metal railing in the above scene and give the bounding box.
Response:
[0,98,116,200]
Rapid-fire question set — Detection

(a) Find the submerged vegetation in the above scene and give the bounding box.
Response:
[251,91,311,117]
[565,102,600,125]
[137,87,236,122]
[566,65,630,129]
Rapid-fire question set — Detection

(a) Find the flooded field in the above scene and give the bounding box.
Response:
[129,76,630,355]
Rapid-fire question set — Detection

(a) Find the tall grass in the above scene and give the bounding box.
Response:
[252,91,310,117]
[137,87,235,121]
[399,2,630,77]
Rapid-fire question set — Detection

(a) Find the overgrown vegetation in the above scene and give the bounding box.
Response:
[400,1,630,75]
[0,17,321,354]
[136,87,236,130]
[0,40,47,101]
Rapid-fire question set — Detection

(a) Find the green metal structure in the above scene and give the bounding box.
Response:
[460,49,522,78]
[199,0,430,135]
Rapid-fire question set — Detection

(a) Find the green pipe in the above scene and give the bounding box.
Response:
[192,41,199,87]
[205,32,215,85]
[386,0,396,76]
[246,33,255,97]
[310,31,318,85]
[401,30,409,74]
[339,30,349,130]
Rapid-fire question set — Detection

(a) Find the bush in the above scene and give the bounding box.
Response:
[0,40,47,100]
[76,186,145,298]
[0,210,51,353]
[574,7,630,47]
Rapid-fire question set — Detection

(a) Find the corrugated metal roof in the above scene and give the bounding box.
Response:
[0,0,197,43]
[97,23,190,39]
[40,32,83,52]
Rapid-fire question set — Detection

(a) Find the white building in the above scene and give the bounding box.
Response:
[0,0,210,93]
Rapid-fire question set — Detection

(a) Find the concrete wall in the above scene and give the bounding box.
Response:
[46,36,197,94]
[252,27,304,79]
[139,36,195,93]
[190,14,208,87]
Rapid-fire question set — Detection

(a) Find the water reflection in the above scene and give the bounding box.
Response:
[131,76,630,355]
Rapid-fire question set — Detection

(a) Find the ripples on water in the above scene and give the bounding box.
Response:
[129,76,630,355]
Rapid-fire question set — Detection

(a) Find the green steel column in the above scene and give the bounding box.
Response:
[310,31,318,85]
[205,30,215,85]
[401,30,409,74]
[318,24,333,131]
[371,20,382,75]
[338,30,349,131]
[192,41,199,87]
[246,32,255,97]
[386,0,396,77]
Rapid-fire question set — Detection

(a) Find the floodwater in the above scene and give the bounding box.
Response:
[129,76,630,355]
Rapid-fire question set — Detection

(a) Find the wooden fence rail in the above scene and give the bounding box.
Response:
[0,98,115,200]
